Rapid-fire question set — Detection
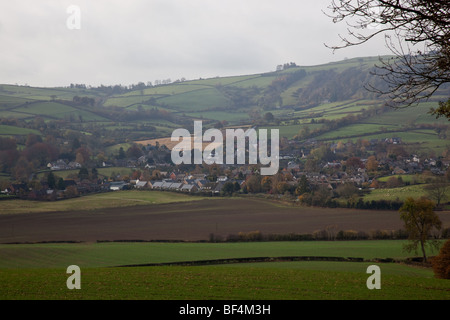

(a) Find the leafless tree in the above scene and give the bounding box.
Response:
[425,178,450,207]
[324,0,450,119]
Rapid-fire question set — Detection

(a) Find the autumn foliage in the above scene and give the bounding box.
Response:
[432,239,450,279]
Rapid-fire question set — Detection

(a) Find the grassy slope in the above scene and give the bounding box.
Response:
[0,240,448,300]
[1,263,449,300]
[1,56,448,152]
[0,240,421,269]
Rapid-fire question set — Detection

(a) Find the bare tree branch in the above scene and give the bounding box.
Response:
[324,0,450,117]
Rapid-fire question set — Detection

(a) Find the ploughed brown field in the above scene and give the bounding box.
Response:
[1,198,449,243]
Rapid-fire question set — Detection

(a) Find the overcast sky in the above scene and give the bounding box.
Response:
[0,0,393,87]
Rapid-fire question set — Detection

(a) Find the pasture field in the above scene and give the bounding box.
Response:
[0,95,33,108]
[363,184,428,202]
[187,110,250,123]
[138,83,211,96]
[157,87,229,111]
[103,95,153,108]
[2,100,108,122]
[0,125,41,136]
[0,240,419,269]
[1,263,449,300]
[377,174,424,184]
[14,101,77,117]
[262,123,324,139]
[0,241,449,300]
[0,193,448,300]
[0,190,210,214]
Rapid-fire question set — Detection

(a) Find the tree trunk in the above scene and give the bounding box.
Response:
[421,240,427,263]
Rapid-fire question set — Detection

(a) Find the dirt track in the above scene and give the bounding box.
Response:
[1,198,449,243]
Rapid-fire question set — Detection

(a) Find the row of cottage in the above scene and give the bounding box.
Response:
[110,176,244,194]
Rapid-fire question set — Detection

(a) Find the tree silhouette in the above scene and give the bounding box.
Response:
[399,197,442,263]
[325,0,450,119]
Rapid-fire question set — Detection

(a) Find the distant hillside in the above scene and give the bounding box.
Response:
[0,55,449,157]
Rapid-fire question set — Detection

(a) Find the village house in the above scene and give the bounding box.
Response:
[135,180,149,189]
[151,181,164,189]
[180,184,198,192]
[161,180,175,189]
[109,181,128,191]
[200,181,216,192]
[195,179,209,189]
[213,181,226,194]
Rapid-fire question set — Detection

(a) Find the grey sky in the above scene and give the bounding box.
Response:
[0,0,393,87]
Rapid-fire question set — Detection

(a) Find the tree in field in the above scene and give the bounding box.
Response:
[424,178,450,207]
[399,197,442,263]
[325,0,450,119]
[431,239,450,279]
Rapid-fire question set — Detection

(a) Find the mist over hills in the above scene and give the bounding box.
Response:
[0,55,449,154]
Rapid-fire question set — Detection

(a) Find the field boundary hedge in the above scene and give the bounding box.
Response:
[114,256,369,268]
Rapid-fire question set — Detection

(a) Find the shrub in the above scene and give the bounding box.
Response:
[431,239,450,279]
[238,231,263,242]
[441,227,450,239]
[336,230,360,240]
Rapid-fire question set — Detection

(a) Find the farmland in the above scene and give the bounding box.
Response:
[1,241,449,300]
[0,190,211,215]
[363,184,428,202]
[6,195,449,243]
[0,240,433,269]
[1,263,448,300]
[1,56,448,150]
[0,194,449,300]
[1,56,449,302]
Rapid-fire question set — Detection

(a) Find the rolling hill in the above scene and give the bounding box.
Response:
[0,55,449,157]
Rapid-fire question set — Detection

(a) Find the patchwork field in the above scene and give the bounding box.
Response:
[1,195,449,300]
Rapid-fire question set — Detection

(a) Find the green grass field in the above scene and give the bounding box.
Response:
[157,87,229,111]
[0,240,420,269]
[364,184,427,202]
[377,174,424,184]
[0,125,41,136]
[1,263,448,300]
[0,240,448,300]
[187,110,250,123]
[0,190,210,214]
